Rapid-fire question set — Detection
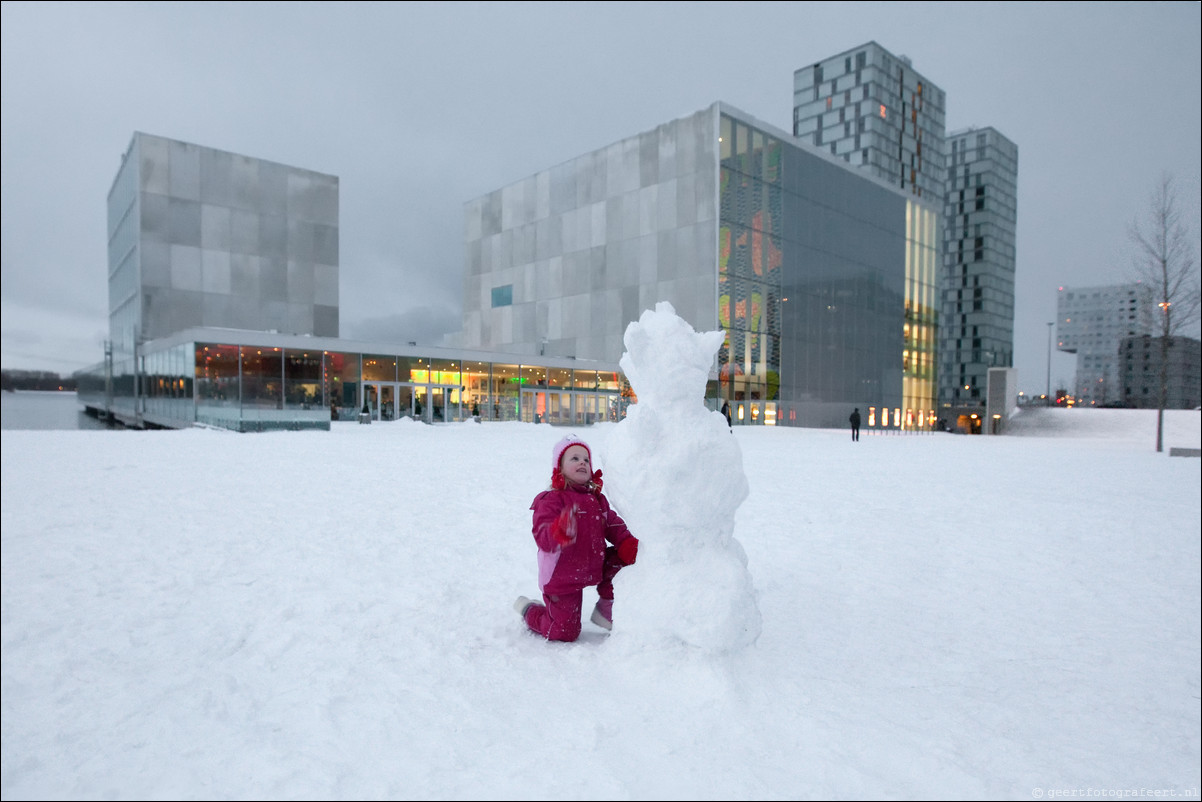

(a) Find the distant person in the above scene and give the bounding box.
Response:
[721,400,732,430]
[514,435,639,641]
[849,408,861,441]
[330,401,339,421]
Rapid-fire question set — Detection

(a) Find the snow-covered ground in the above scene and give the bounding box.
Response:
[3,368,1200,799]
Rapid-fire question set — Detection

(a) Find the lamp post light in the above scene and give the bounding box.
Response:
[1046,321,1053,406]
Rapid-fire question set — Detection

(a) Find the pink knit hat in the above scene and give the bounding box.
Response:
[551,435,591,471]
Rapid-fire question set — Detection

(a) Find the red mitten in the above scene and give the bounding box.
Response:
[590,469,604,491]
[617,536,639,565]
[551,505,577,546]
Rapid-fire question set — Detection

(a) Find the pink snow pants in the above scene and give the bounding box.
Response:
[524,546,624,642]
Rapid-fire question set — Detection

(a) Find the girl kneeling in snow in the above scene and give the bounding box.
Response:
[515,435,639,641]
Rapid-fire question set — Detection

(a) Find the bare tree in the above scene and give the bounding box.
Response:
[1128,174,1201,452]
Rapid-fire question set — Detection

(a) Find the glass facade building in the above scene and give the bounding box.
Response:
[1057,282,1154,405]
[463,103,939,430]
[940,126,1019,409]
[793,42,947,201]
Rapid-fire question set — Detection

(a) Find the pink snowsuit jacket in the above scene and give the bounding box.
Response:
[530,483,633,595]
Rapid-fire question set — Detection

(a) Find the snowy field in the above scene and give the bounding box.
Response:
[2,403,1199,800]
[4,297,1201,802]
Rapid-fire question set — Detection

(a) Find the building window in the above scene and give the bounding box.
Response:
[491,285,513,308]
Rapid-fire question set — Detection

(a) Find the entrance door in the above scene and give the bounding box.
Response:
[364,382,418,421]
[553,390,574,424]
[414,386,429,423]
[577,394,595,425]
[411,385,457,423]
[442,385,463,422]
[380,385,395,421]
[364,382,391,421]
[429,387,445,422]
[395,385,414,419]
[521,389,544,423]
[365,384,381,420]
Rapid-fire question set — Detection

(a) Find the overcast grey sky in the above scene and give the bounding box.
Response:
[2,1,1199,396]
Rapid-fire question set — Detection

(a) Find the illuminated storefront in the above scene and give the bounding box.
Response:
[78,328,628,432]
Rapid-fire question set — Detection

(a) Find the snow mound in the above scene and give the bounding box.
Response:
[1007,407,1201,446]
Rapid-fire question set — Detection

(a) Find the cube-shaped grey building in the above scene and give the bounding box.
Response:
[461,102,939,429]
[106,132,339,365]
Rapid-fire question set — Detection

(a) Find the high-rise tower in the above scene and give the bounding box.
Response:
[940,126,1018,407]
[792,41,947,200]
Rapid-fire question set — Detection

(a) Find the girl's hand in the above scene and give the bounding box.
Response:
[617,536,639,565]
[551,504,577,546]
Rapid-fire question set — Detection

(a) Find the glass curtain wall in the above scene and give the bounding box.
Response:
[325,352,359,421]
[461,360,491,419]
[903,200,939,428]
[428,359,461,422]
[520,364,548,423]
[285,349,325,416]
[195,344,241,428]
[760,101,921,430]
[84,339,626,431]
[491,363,520,420]
[144,343,194,426]
[718,114,783,424]
[240,347,283,426]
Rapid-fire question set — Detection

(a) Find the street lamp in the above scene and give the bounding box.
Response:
[1046,322,1053,406]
